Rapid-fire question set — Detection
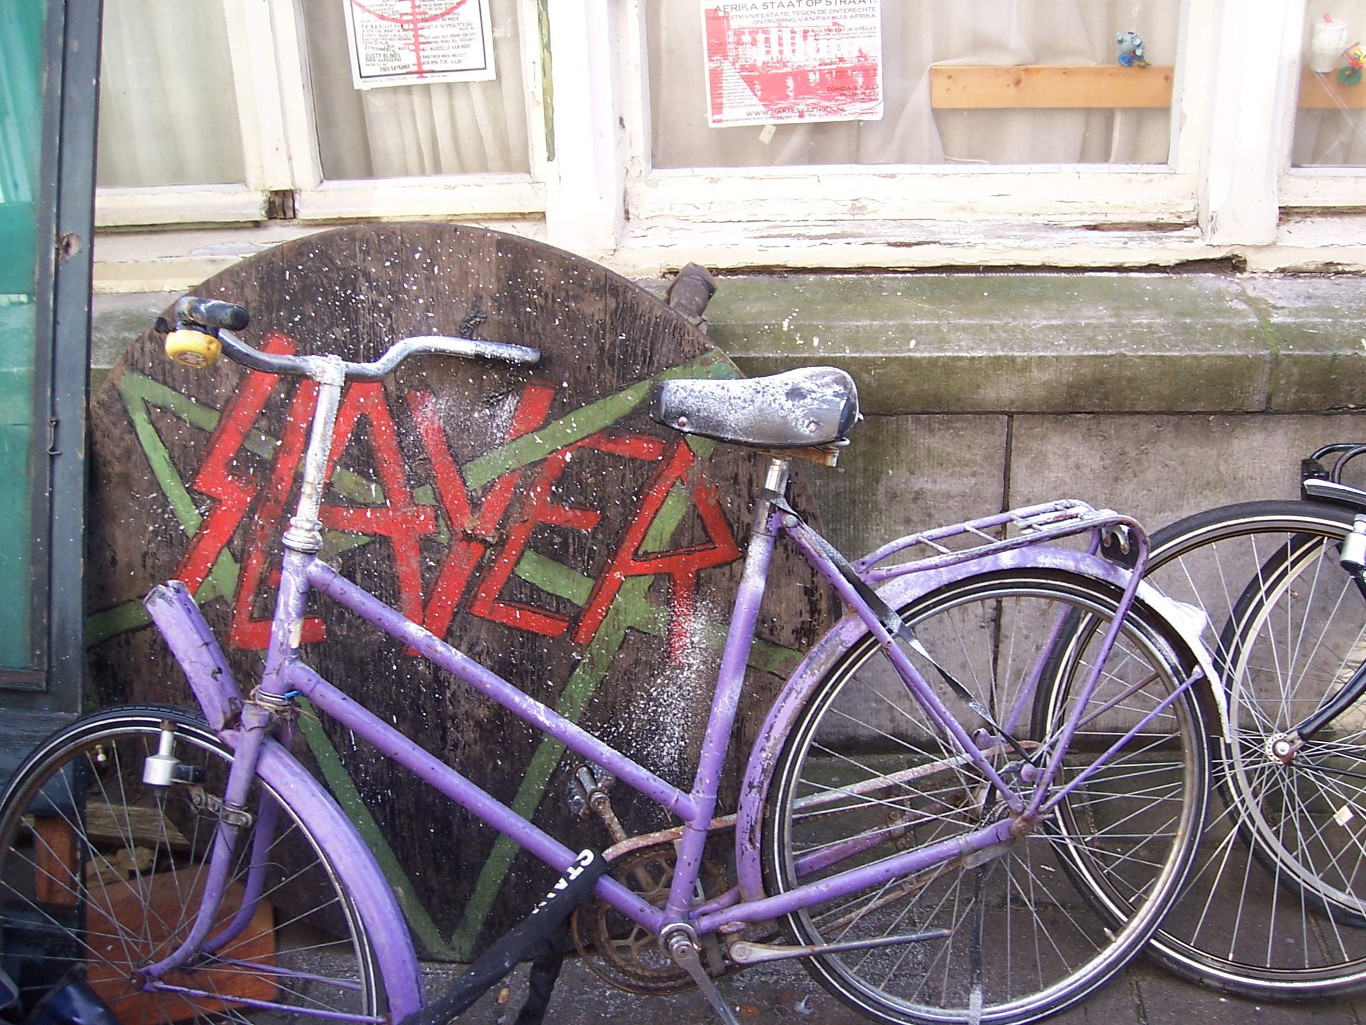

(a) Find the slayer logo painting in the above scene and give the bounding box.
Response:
[86,225,832,954]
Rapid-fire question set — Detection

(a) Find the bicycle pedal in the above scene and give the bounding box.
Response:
[566,765,627,842]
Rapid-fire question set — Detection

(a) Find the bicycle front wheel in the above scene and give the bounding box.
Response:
[763,569,1208,1025]
[1143,500,1366,998]
[0,705,388,1024]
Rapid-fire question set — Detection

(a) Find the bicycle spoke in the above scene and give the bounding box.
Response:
[0,710,387,1023]
[766,570,1205,1024]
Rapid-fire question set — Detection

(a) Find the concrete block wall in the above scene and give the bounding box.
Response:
[702,272,1366,556]
[91,271,1366,559]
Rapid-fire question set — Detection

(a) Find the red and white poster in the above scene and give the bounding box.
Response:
[702,0,883,128]
[343,0,496,90]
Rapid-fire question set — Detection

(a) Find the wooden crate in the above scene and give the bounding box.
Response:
[84,872,276,1025]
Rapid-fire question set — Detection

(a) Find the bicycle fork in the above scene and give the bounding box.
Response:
[1269,513,1366,762]
[134,701,284,986]
[138,360,346,984]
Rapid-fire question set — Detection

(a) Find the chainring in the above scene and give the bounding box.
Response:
[569,842,727,995]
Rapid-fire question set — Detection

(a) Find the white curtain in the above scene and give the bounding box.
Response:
[305,0,530,179]
[97,1,246,187]
[1293,3,1366,167]
[96,0,529,189]
[648,0,1179,169]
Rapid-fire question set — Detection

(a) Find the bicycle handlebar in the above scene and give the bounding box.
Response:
[166,296,541,379]
[174,296,251,332]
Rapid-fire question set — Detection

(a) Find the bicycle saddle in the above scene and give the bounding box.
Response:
[650,366,859,448]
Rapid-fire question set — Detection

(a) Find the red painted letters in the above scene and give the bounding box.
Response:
[177,334,741,653]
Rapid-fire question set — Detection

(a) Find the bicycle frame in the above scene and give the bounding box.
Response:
[140,359,1213,1017]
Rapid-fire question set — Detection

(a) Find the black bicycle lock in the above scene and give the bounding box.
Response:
[399,849,607,1025]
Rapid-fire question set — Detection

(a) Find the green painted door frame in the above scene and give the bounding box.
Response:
[0,0,101,778]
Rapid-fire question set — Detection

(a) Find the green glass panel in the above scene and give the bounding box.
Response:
[0,3,45,670]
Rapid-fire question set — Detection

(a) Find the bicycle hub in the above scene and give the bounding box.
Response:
[1267,732,1303,765]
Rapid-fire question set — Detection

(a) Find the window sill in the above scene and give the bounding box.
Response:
[90,211,1366,294]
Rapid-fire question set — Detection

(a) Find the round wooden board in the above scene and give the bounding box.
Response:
[86,224,835,955]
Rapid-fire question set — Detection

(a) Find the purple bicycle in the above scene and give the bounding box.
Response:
[0,298,1217,1025]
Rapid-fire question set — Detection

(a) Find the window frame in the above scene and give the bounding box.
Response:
[94,0,549,230]
[89,0,1366,275]
[94,0,278,227]
[615,0,1210,229]
[1278,0,1366,211]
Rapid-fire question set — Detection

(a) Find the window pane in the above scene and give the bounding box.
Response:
[650,1,1178,169]
[96,1,246,187]
[0,2,42,669]
[1293,3,1366,167]
[305,0,530,179]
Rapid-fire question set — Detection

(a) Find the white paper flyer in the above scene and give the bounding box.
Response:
[343,0,496,90]
[702,0,883,128]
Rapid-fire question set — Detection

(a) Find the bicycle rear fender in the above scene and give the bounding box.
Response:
[732,545,1223,903]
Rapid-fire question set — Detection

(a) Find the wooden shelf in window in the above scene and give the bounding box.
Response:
[930,65,1174,109]
[929,65,1366,113]
[1299,70,1366,109]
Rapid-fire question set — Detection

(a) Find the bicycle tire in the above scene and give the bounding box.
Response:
[0,705,388,1024]
[762,568,1208,1025]
[1141,499,1366,998]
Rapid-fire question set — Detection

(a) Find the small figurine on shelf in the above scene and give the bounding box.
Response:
[1339,42,1366,84]
[1116,31,1150,67]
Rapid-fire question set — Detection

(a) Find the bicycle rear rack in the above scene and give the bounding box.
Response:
[856,500,1142,585]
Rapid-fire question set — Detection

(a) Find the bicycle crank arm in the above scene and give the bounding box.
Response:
[729,929,952,965]
[665,928,740,1025]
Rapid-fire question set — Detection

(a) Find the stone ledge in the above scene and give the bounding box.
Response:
[704,271,1366,415]
[91,272,1366,416]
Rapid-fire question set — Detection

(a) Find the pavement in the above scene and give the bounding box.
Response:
[441,949,1365,1025]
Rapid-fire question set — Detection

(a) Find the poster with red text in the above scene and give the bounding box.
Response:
[344,0,496,90]
[702,0,883,128]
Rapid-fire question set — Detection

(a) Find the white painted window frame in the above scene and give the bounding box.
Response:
[1277,0,1366,212]
[273,0,548,222]
[94,0,548,230]
[94,0,283,227]
[92,0,1366,275]
[614,0,1209,232]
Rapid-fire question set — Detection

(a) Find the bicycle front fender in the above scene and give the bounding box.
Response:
[145,580,244,731]
[231,732,425,1022]
[732,544,1222,903]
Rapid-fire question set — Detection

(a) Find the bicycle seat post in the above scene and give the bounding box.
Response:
[281,355,347,555]
[255,356,346,704]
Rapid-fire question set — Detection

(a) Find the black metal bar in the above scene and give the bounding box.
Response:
[1,0,101,725]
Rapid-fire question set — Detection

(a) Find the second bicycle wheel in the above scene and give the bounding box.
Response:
[0,705,388,1024]
[1143,499,1366,998]
[763,568,1208,1025]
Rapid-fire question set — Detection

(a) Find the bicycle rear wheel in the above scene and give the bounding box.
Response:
[763,568,1208,1025]
[1142,500,1366,998]
[0,705,387,1024]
